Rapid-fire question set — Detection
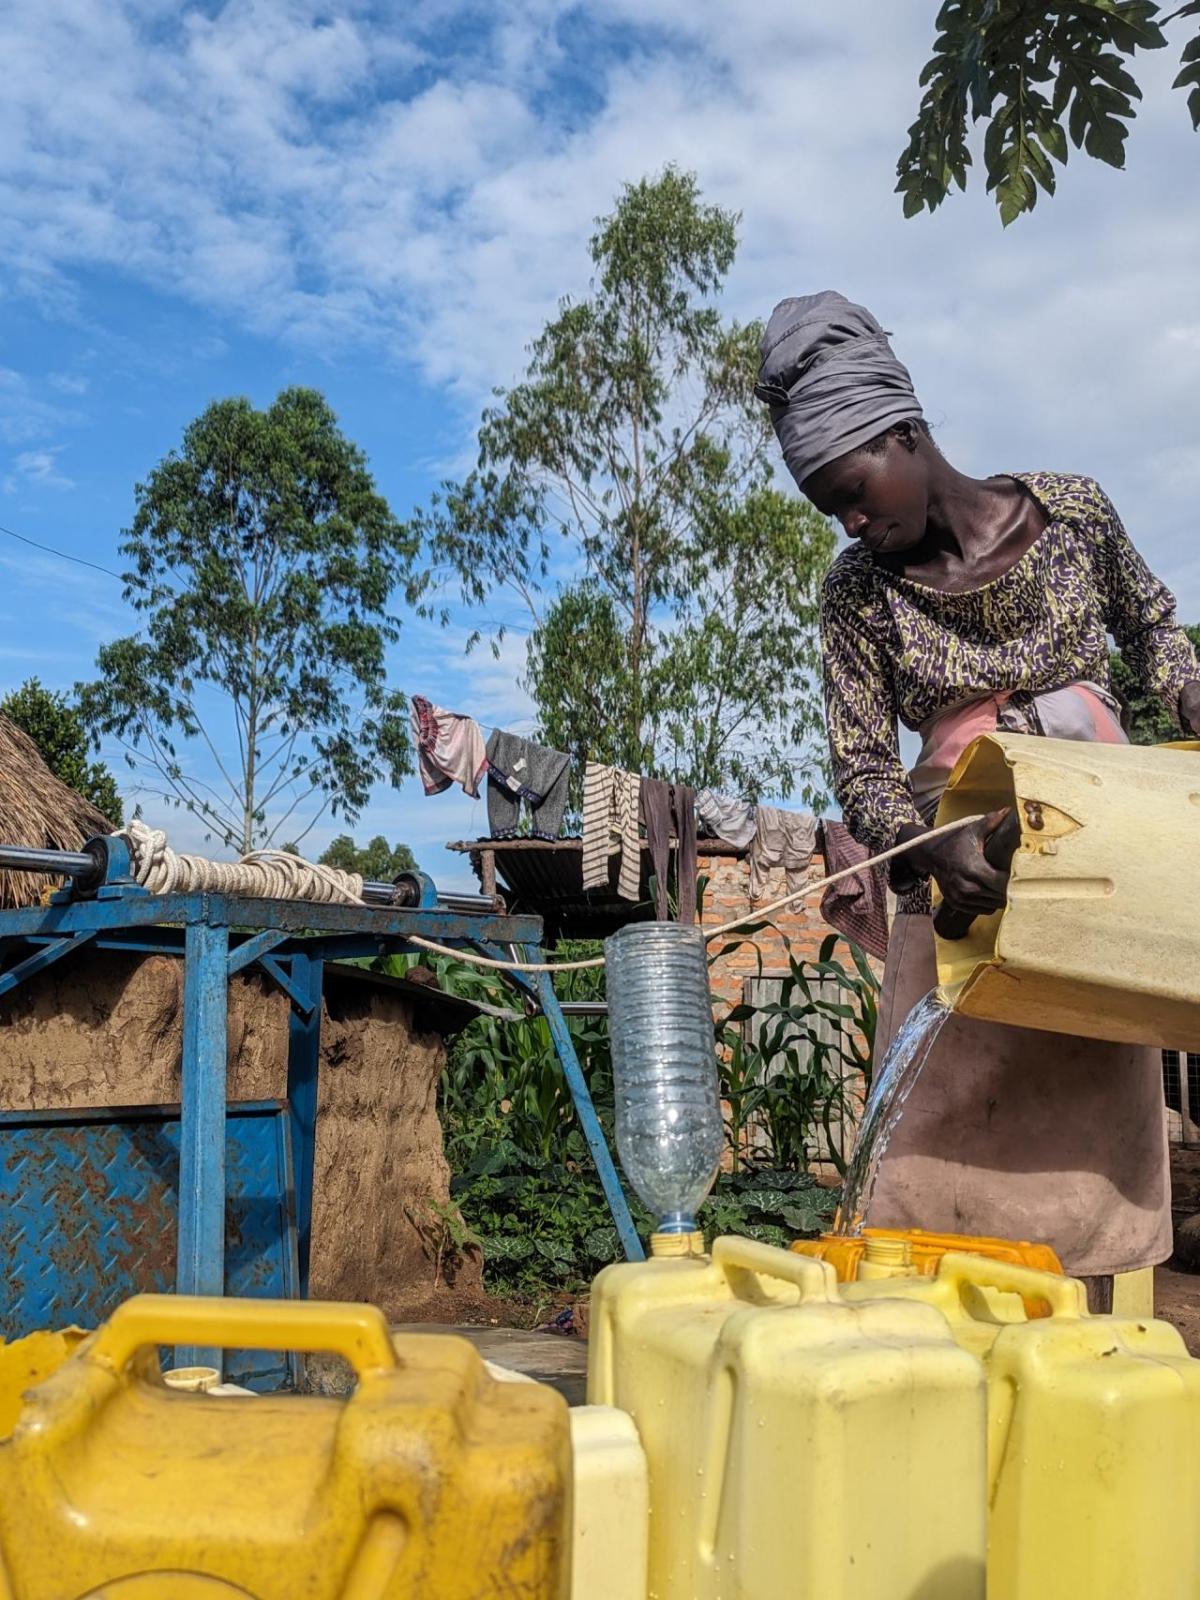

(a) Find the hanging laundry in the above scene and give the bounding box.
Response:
[695,790,757,850]
[581,762,641,901]
[640,778,698,924]
[748,805,817,902]
[819,820,889,961]
[485,730,571,841]
[411,696,487,799]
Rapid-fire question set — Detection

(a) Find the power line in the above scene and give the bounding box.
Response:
[0,521,122,581]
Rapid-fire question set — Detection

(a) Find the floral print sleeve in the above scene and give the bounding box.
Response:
[820,562,924,852]
[1094,484,1198,712]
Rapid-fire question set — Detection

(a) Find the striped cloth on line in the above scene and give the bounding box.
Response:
[581,762,641,901]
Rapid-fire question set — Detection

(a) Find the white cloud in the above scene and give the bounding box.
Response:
[13,447,73,490]
[3,0,1200,738]
[47,373,89,395]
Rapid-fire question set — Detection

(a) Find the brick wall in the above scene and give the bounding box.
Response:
[699,841,883,1014]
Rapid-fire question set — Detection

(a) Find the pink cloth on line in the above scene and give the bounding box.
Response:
[411,695,487,799]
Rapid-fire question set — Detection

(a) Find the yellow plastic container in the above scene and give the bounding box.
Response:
[0,1327,87,1438]
[848,1254,1200,1599]
[0,1294,571,1600]
[792,1226,1063,1298]
[588,1234,987,1599]
[484,1361,649,1600]
[933,732,1200,1047]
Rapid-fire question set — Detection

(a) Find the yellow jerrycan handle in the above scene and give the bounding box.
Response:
[712,1236,839,1302]
[935,1252,1087,1319]
[88,1294,399,1378]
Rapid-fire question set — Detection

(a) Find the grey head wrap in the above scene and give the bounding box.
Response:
[755,290,923,489]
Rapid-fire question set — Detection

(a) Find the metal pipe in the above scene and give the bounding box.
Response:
[0,844,95,878]
[0,842,498,918]
[360,881,495,914]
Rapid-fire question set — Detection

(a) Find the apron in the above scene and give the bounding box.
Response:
[866,684,1172,1277]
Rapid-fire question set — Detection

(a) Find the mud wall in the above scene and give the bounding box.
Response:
[0,949,480,1317]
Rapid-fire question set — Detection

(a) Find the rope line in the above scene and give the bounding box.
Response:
[115,813,984,975]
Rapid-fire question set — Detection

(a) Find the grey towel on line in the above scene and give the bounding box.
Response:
[695,789,757,850]
[485,730,571,840]
[640,778,698,924]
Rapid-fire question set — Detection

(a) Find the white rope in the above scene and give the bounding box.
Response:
[120,820,365,905]
[402,813,986,972]
[116,812,984,975]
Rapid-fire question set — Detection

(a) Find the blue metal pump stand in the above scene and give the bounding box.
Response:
[0,838,643,1380]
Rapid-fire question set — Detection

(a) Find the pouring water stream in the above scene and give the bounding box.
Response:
[835,987,951,1235]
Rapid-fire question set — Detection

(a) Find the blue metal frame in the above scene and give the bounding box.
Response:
[0,861,645,1375]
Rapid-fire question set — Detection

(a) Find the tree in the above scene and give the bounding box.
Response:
[1,677,123,823]
[898,2,1200,225]
[413,169,835,802]
[319,833,418,880]
[1110,623,1200,742]
[78,388,426,854]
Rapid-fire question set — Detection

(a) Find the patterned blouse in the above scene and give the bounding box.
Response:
[821,471,1198,853]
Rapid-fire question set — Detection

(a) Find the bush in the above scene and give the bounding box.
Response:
[380,929,875,1301]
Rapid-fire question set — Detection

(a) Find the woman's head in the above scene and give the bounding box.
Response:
[802,418,938,556]
[756,291,928,549]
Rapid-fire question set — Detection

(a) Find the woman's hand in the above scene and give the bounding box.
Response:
[897,811,1012,916]
[1180,681,1200,737]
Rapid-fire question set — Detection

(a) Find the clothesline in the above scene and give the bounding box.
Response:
[403,813,984,973]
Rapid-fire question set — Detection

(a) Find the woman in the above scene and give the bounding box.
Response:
[757,290,1200,1307]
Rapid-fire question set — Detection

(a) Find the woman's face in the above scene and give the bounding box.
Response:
[801,430,930,557]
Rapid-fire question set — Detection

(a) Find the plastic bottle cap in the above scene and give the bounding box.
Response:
[650,1230,706,1259]
[863,1236,913,1267]
[163,1366,221,1392]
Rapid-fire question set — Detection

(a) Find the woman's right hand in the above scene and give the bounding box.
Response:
[897,811,1012,916]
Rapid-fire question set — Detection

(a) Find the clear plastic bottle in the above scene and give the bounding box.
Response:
[604,922,723,1234]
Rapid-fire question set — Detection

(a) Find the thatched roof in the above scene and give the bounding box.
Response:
[0,715,113,908]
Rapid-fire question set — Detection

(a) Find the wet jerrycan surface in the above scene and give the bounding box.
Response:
[843,1253,1200,1600]
[587,1235,987,1600]
[0,1294,572,1600]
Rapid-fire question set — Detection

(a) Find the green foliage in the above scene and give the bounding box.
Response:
[319,833,417,880]
[716,933,879,1177]
[413,168,835,803]
[0,677,124,824]
[1110,623,1200,743]
[77,388,425,853]
[394,929,862,1300]
[898,2,1200,224]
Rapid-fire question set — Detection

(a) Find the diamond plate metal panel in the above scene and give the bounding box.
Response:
[0,1103,299,1389]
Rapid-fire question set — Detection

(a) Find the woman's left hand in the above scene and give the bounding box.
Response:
[1181,681,1200,737]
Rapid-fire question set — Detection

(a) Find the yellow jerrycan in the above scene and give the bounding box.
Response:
[0,1294,571,1600]
[588,1234,987,1600]
[845,1253,1200,1600]
[932,732,1200,1046]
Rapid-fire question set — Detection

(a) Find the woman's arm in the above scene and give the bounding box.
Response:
[822,571,1009,917]
[1096,484,1200,732]
[821,574,923,854]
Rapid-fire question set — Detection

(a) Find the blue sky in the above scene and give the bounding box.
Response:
[4,1,1200,887]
